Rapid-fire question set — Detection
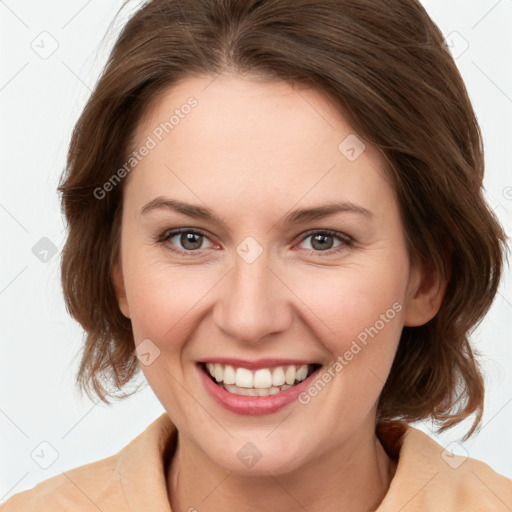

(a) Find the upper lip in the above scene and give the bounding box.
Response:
[199,358,321,370]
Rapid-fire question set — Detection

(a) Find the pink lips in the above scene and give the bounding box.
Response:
[197,362,322,416]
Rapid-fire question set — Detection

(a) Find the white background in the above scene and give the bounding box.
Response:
[1,0,511,501]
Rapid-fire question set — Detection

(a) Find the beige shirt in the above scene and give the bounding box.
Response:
[2,413,511,511]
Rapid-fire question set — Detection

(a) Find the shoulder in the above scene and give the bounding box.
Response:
[435,445,512,511]
[1,413,177,512]
[0,453,125,512]
[377,422,512,511]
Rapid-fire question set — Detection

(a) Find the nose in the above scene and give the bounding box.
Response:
[212,249,293,344]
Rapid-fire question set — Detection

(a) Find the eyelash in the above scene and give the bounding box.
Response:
[156,228,353,257]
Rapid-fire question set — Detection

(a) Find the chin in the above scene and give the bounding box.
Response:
[199,434,311,476]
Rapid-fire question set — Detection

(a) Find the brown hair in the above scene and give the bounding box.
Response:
[59,0,507,439]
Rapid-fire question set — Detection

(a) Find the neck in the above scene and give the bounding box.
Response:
[166,421,397,512]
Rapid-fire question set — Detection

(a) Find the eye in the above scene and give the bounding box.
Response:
[157,228,215,256]
[296,229,353,255]
[156,227,353,257]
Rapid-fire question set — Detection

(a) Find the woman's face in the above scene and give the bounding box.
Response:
[113,72,438,475]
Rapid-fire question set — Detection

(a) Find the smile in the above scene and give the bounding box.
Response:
[200,362,322,397]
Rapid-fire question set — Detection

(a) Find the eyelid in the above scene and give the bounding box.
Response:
[295,228,352,245]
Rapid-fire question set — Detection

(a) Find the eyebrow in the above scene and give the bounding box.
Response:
[141,197,228,227]
[140,197,373,226]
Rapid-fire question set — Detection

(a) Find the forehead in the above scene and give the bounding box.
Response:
[125,73,394,221]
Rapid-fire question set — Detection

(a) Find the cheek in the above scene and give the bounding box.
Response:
[288,256,409,365]
[121,256,216,408]
[123,255,217,343]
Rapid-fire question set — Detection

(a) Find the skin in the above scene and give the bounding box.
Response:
[112,72,446,512]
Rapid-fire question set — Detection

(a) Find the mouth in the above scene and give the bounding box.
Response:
[198,361,322,397]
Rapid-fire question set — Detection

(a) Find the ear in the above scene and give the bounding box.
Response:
[112,261,131,319]
[403,258,448,327]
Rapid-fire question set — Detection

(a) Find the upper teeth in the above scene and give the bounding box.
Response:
[205,363,310,389]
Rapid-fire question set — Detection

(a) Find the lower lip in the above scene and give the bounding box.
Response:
[197,363,322,416]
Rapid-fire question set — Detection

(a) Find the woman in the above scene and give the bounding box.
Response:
[3,0,511,510]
